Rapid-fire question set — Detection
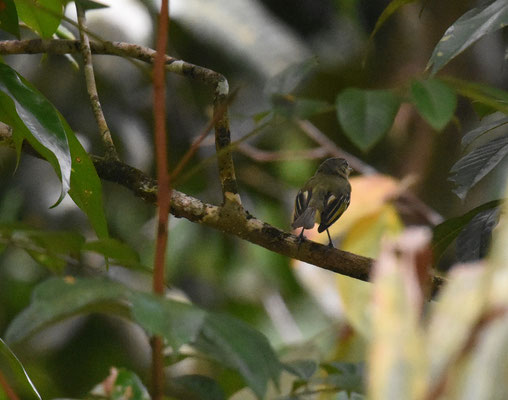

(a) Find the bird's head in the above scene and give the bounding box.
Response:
[317,158,353,178]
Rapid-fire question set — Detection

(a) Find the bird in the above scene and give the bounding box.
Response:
[292,158,352,248]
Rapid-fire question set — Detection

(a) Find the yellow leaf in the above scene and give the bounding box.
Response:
[330,174,401,238]
[341,203,403,258]
[337,204,403,338]
[368,229,430,400]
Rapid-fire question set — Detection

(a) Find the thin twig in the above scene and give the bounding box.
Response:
[174,120,272,186]
[171,89,238,180]
[151,0,171,398]
[213,87,240,205]
[237,143,328,161]
[297,120,377,174]
[75,5,118,161]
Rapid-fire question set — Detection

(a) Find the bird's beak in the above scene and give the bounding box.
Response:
[348,165,354,173]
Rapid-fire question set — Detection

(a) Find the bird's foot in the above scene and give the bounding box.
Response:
[296,229,306,244]
[325,230,335,248]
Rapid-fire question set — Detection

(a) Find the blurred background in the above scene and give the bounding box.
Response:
[0,0,507,397]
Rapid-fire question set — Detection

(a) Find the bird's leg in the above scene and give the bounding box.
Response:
[297,228,306,243]
[326,229,334,248]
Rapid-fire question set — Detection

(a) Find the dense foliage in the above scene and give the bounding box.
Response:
[0,0,507,399]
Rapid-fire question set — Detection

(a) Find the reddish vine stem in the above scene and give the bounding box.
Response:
[151,0,170,398]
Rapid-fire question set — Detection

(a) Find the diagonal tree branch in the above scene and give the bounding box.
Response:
[89,154,445,296]
[0,124,372,284]
[92,155,373,276]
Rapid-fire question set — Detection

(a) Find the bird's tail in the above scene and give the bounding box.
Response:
[292,207,316,229]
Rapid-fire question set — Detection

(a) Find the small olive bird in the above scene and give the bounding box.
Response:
[292,158,352,247]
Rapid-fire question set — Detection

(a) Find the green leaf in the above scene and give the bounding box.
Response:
[130,293,206,351]
[456,206,500,262]
[321,362,365,394]
[4,277,130,344]
[83,238,140,265]
[195,313,282,398]
[0,63,71,206]
[449,135,508,199]
[283,360,318,380]
[5,278,282,399]
[5,277,206,350]
[171,375,226,400]
[252,110,272,124]
[410,79,457,131]
[89,368,150,400]
[471,102,498,119]
[132,295,283,397]
[62,116,109,239]
[336,88,400,151]
[0,225,84,273]
[271,95,333,119]
[112,369,150,400]
[427,0,508,75]
[55,23,76,40]
[0,224,84,252]
[264,57,318,96]
[15,0,63,38]
[20,230,82,273]
[461,116,508,148]
[0,64,108,237]
[25,248,67,273]
[432,200,501,262]
[23,230,84,255]
[441,77,508,115]
[369,0,417,40]
[0,0,20,38]
[0,189,22,223]
[0,338,41,399]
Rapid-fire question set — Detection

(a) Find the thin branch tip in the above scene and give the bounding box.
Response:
[75,6,118,161]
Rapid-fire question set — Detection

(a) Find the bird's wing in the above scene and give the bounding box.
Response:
[317,192,350,233]
[292,188,315,229]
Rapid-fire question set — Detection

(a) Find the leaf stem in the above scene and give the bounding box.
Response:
[75,4,118,160]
